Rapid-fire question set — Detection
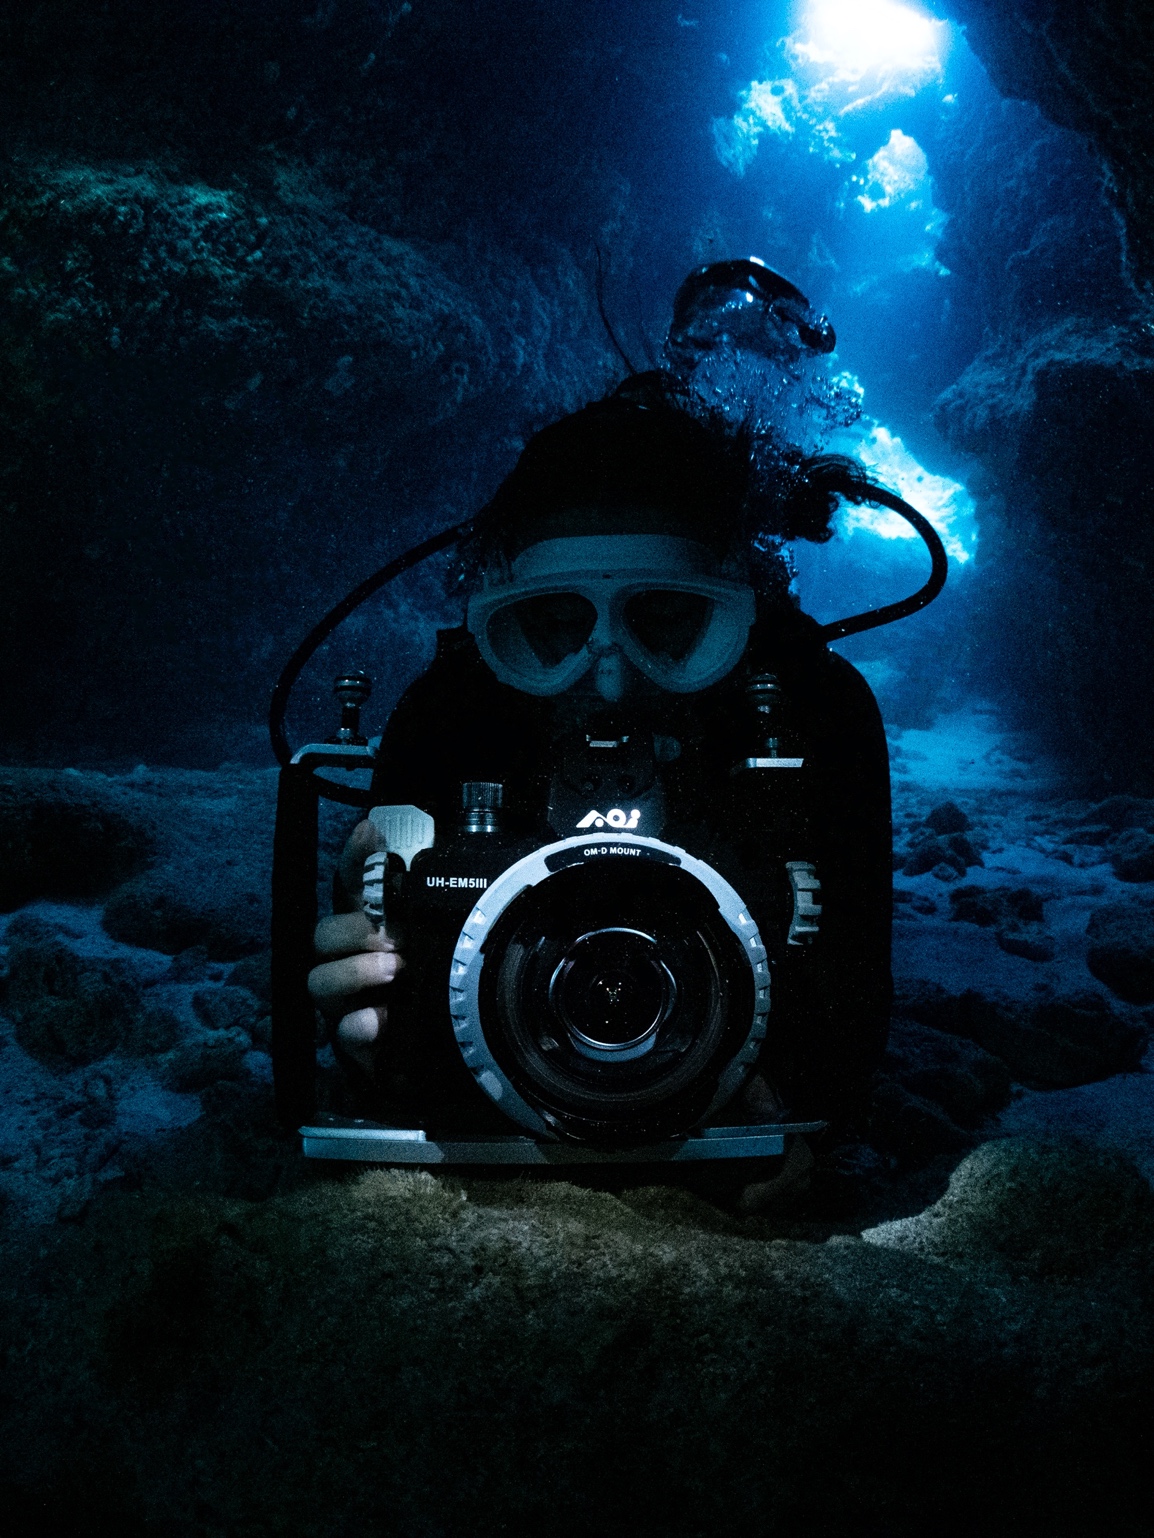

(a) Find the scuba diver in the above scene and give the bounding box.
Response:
[300,262,936,1140]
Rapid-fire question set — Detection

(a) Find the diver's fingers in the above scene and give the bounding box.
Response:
[334,819,384,912]
[307,951,403,1014]
[336,1005,386,1045]
[314,911,397,959]
[336,1028,381,1075]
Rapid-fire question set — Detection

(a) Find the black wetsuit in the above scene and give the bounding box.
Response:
[365,604,892,1127]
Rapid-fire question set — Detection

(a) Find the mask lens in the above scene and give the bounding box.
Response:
[623,590,712,662]
[490,592,597,669]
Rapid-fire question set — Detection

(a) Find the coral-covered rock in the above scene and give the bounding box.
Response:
[948,1,1154,289]
[1108,827,1154,882]
[103,861,268,959]
[5,1156,1142,1537]
[884,1017,1013,1128]
[0,162,494,434]
[924,801,971,835]
[863,1138,1154,1280]
[157,1029,250,1091]
[1086,900,1154,1003]
[894,979,1146,1087]
[0,2,617,767]
[935,325,1154,789]
[5,937,143,1067]
[0,770,152,910]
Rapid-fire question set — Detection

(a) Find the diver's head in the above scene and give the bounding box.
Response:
[465,378,757,702]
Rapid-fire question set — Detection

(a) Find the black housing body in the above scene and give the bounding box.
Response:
[333,615,893,1138]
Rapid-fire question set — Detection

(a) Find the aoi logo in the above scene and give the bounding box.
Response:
[575,808,641,830]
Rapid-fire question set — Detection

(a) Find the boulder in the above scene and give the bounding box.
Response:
[894,979,1146,1087]
[883,1018,1013,1128]
[157,1029,250,1091]
[3,930,180,1064]
[1108,827,1154,882]
[923,801,971,835]
[902,834,965,878]
[226,950,271,1005]
[103,859,269,959]
[863,1138,1154,1280]
[191,986,261,1038]
[1061,824,1112,846]
[1086,795,1154,833]
[868,1078,974,1163]
[165,946,214,983]
[949,884,1044,927]
[996,929,1056,963]
[0,770,152,910]
[120,1002,181,1056]
[1086,900,1154,1003]
[5,936,143,1067]
[949,883,1055,962]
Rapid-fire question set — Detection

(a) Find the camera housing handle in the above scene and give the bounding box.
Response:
[271,676,380,1128]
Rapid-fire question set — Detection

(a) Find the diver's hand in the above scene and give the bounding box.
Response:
[308,819,403,1071]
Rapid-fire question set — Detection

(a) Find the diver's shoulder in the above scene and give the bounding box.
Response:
[397,626,532,712]
[412,626,490,688]
[748,604,879,700]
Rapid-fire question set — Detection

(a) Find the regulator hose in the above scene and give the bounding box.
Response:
[269,481,947,766]
[817,478,948,642]
[269,518,473,768]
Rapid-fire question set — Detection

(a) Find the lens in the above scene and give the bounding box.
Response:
[549,928,676,1056]
[490,592,597,668]
[623,590,712,662]
[478,861,754,1144]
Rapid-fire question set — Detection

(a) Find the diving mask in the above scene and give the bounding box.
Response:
[466,535,756,696]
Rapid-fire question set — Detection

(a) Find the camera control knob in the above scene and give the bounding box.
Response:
[328,671,372,745]
[746,672,783,717]
[461,781,503,835]
[785,860,821,945]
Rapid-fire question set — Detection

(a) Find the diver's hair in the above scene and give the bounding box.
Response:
[458,370,851,592]
[769,452,876,545]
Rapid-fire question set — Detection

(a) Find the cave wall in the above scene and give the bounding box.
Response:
[945,0,1154,293]
[0,0,674,764]
[931,0,1154,788]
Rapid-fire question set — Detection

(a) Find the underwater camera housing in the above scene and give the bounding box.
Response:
[272,709,827,1168]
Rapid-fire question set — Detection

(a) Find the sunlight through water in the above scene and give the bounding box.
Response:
[789,0,949,109]
[835,417,976,564]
